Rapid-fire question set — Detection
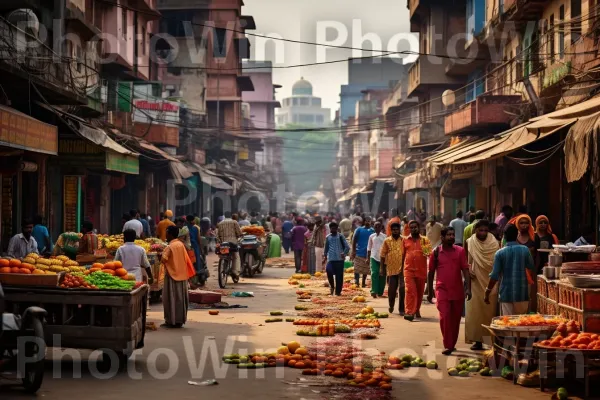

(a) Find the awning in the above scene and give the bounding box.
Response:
[169,161,193,184]
[185,162,233,190]
[564,110,600,183]
[76,122,137,156]
[335,186,362,203]
[403,171,431,193]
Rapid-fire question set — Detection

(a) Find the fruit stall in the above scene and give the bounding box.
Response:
[0,254,148,363]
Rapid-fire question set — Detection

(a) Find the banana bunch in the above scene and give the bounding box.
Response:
[35,264,49,271]
[36,258,51,266]
[49,259,63,266]
[26,253,40,260]
[56,255,70,262]
[23,257,37,264]
[50,265,69,272]
[68,266,86,272]
[134,240,151,253]
[64,260,79,267]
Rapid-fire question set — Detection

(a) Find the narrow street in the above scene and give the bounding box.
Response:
[3,254,553,399]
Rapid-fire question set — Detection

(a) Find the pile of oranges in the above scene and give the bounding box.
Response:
[88,261,134,280]
[0,259,38,274]
[539,332,600,350]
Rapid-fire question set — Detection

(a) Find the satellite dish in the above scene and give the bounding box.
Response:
[442,89,456,107]
[7,9,40,38]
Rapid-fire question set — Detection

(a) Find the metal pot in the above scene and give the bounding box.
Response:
[543,267,556,279]
[548,253,563,267]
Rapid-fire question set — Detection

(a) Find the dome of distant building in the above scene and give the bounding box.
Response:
[292,77,313,96]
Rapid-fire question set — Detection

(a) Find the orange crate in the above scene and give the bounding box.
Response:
[547,281,559,302]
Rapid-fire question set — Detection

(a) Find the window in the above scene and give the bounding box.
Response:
[312,98,321,106]
[571,0,581,43]
[292,114,298,123]
[299,114,314,123]
[122,8,127,39]
[299,97,309,106]
[316,115,324,124]
[292,98,299,106]
[213,27,227,58]
[559,6,565,58]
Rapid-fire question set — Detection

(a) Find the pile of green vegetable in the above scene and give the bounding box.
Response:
[85,271,136,290]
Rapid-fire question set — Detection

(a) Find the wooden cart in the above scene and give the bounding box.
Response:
[2,284,148,362]
[483,322,557,384]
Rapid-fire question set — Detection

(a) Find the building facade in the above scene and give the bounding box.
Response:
[276,78,331,127]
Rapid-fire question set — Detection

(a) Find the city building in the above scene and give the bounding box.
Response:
[276,78,331,127]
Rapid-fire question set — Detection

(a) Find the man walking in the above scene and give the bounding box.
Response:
[282,216,294,254]
[217,211,243,279]
[426,215,444,248]
[463,210,485,241]
[323,222,350,296]
[485,224,535,315]
[402,220,430,321]
[386,209,401,236]
[352,216,374,287]
[339,213,353,239]
[367,221,387,298]
[115,229,153,282]
[449,211,468,246]
[380,222,404,314]
[291,219,308,273]
[427,227,471,355]
[311,216,328,272]
[494,205,513,237]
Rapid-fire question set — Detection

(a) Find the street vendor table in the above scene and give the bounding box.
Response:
[483,323,556,384]
[534,344,600,398]
[2,283,148,362]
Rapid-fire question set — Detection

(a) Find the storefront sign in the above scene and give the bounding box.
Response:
[132,99,180,127]
[106,152,139,175]
[451,163,481,179]
[0,105,58,154]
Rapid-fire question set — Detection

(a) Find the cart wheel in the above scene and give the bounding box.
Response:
[245,254,255,278]
[21,318,45,394]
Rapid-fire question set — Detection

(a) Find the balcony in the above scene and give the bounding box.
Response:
[444,95,522,135]
[0,19,87,105]
[501,0,547,28]
[408,121,445,146]
[408,57,461,96]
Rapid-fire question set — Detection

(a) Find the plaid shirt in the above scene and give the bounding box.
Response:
[324,234,350,262]
[490,242,535,303]
[217,218,242,243]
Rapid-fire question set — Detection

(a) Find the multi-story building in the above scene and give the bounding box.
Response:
[276,78,331,127]
[242,60,284,186]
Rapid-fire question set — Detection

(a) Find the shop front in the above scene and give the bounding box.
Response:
[0,105,58,251]
[47,120,139,238]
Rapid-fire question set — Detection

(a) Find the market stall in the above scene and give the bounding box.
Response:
[0,252,150,364]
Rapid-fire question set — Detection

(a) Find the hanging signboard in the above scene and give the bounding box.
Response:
[451,163,481,179]
[106,152,139,175]
[132,99,180,127]
[63,176,82,233]
[0,105,58,154]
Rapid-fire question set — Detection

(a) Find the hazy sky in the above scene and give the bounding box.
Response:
[243,0,412,116]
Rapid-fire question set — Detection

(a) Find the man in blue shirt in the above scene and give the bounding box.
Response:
[281,217,294,254]
[352,216,374,287]
[323,222,350,296]
[32,215,52,255]
[485,224,535,315]
[449,211,468,246]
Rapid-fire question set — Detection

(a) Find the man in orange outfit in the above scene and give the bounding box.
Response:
[402,220,431,321]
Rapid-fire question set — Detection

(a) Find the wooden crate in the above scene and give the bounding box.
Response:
[537,294,547,315]
[537,275,548,297]
[0,272,60,287]
[547,281,559,302]
[558,282,583,310]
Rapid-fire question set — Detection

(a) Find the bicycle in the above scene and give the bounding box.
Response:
[216,242,239,288]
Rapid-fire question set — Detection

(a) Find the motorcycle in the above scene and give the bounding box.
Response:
[216,242,240,289]
[239,235,265,277]
[0,283,47,393]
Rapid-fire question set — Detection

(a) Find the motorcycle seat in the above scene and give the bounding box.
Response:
[2,313,21,331]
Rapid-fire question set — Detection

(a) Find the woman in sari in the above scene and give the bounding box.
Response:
[304,221,316,275]
[535,215,559,273]
[161,226,195,328]
[465,220,499,350]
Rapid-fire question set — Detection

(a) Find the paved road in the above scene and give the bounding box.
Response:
[0,255,559,399]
